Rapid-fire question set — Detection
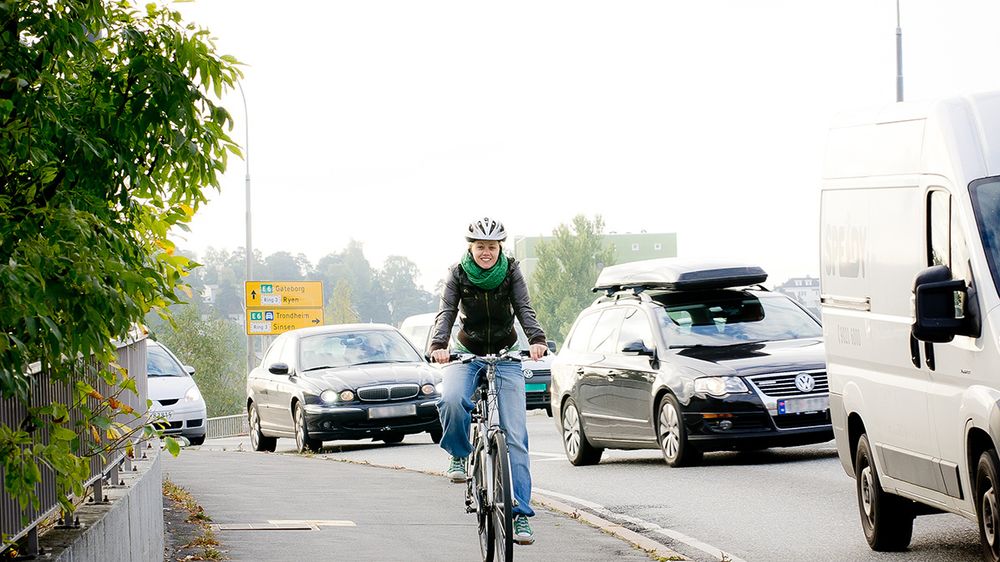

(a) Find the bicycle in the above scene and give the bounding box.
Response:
[449,348,527,562]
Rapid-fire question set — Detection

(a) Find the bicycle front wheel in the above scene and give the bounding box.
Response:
[471,426,495,562]
[491,432,514,562]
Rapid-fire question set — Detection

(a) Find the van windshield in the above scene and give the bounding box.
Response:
[970,178,1000,292]
[653,290,822,347]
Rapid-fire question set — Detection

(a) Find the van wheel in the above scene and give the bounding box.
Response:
[976,449,1000,561]
[855,434,914,550]
[657,394,702,467]
[561,399,603,465]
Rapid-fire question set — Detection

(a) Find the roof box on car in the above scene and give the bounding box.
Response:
[593,258,768,294]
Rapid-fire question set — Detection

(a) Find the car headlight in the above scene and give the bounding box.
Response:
[320,390,338,404]
[693,376,749,397]
[420,384,436,395]
[183,385,203,402]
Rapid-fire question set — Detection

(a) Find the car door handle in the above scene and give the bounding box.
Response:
[576,368,585,376]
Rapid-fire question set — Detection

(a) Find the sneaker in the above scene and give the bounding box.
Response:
[513,515,534,545]
[447,456,467,483]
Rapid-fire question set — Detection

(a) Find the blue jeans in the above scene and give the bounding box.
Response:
[437,359,534,517]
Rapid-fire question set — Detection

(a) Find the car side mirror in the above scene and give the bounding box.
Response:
[912,265,972,343]
[268,362,290,375]
[546,340,557,353]
[184,365,196,376]
[621,339,655,357]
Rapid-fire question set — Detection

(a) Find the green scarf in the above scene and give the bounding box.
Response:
[461,251,509,290]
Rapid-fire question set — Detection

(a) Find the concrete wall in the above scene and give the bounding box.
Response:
[38,444,163,562]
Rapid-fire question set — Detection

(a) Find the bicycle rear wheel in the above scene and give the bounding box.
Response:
[491,432,514,562]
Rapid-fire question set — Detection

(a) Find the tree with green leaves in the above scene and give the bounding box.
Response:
[530,215,616,343]
[325,280,360,325]
[380,255,435,325]
[0,0,240,518]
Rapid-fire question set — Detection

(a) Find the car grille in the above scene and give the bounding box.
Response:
[357,384,419,402]
[523,368,551,379]
[748,371,828,397]
[158,399,179,406]
[154,421,183,430]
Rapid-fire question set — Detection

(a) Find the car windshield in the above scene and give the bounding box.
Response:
[653,290,821,348]
[299,330,423,371]
[147,345,188,377]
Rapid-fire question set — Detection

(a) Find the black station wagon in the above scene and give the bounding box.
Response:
[551,259,832,467]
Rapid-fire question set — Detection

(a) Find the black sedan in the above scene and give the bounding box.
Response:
[246,324,442,453]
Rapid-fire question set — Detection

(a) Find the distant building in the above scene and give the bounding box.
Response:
[512,232,678,283]
[773,276,821,316]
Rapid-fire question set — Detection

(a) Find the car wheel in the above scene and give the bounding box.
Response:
[855,433,914,551]
[294,403,323,453]
[382,433,404,444]
[248,403,276,453]
[977,449,1000,561]
[429,424,443,444]
[188,435,205,446]
[657,394,702,467]
[561,399,603,466]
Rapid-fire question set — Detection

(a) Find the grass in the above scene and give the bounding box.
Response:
[163,478,226,560]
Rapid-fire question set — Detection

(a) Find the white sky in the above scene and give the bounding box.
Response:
[172,1,1000,291]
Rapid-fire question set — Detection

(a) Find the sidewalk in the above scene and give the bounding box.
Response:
[163,447,665,561]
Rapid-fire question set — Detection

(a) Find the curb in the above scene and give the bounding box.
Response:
[530,493,688,561]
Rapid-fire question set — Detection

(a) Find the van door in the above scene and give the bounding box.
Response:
[823,183,941,495]
[920,186,979,506]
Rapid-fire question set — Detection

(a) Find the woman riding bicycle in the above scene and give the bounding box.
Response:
[430,216,548,546]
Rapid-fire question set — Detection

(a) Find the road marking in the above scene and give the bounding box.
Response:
[533,487,747,562]
[268,519,356,527]
[529,451,564,458]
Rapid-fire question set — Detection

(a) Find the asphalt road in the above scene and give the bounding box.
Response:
[201,410,983,562]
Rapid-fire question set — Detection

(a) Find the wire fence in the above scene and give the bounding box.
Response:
[0,335,148,553]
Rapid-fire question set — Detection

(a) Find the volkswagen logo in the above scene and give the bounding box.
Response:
[523,369,534,379]
[794,373,816,393]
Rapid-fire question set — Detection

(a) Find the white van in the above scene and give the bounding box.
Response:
[820,90,1000,558]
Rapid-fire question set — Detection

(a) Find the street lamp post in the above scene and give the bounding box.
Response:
[237,80,254,375]
[896,0,904,102]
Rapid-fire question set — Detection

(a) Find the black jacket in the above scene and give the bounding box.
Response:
[429,257,546,356]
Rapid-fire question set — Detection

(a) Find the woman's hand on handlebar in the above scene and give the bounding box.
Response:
[529,343,548,361]
[430,349,451,364]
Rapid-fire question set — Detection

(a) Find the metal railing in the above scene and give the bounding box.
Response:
[206,413,249,439]
[0,335,148,553]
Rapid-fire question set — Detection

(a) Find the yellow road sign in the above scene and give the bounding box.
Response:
[245,281,323,308]
[246,307,325,335]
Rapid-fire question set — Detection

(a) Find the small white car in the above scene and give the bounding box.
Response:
[147,340,207,445]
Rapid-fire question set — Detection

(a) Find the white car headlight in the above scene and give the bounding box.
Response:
[694,376,749,397]
[184,385,203,402]
[320,390,338,404]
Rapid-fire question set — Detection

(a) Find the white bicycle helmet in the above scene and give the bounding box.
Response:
[466,217,507,242]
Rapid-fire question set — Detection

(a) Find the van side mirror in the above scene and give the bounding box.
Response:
[546,340,557,353]
[912,265,972,343]
[621,339,655,357]
[268,362,290,375]
[184,365,196,376]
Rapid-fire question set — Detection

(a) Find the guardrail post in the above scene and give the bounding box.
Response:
[25,527,39,557]
[90,475,107,504]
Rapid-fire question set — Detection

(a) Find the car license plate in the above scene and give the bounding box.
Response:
[369,404,416,419]
[525,383,547,392]
[778,396,829,415]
